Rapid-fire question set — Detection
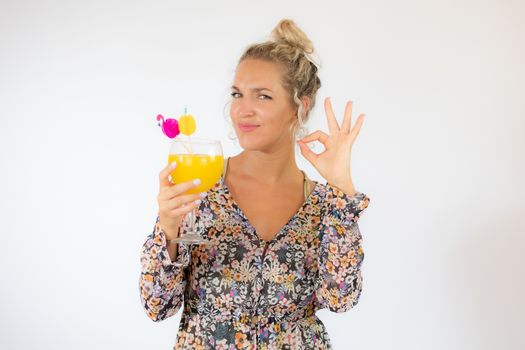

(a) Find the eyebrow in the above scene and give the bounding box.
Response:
[231,85,273,93]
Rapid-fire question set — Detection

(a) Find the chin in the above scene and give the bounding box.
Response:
[238,138,263,151]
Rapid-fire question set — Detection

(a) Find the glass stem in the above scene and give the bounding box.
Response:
[187,206,197,235]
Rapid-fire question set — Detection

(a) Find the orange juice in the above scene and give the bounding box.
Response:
[168,154,224,194]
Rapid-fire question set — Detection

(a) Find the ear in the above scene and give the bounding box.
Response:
[298,96,311,118]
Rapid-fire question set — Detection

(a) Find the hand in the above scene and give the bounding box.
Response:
[297,98,366,193]
[157,162,206,240]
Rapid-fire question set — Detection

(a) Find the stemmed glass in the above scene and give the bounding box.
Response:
[167,137,223,244]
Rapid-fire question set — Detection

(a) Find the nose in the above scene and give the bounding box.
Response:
[232,97,255,118]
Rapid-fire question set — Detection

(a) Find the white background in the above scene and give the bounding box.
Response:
[1,0,524,349]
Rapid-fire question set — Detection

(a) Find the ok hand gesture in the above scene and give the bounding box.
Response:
[297,98,366,195]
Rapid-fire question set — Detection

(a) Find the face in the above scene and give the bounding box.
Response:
[229,58,297,152]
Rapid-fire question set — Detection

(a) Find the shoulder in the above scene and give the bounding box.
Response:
[316,181,370,205]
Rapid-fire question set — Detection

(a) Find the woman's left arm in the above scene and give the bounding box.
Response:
[297,97,370,312]
[315,184,370,312]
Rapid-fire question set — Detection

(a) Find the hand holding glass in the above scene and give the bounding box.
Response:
[167,138,223,244]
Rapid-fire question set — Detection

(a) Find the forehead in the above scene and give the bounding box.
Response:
[233,58,284,91]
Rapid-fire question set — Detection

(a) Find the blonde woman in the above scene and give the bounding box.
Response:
[139,19,370,349]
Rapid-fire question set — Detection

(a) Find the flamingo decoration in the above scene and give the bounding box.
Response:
[157,114,180,139]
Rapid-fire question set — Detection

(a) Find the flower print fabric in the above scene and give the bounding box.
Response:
[139,172,370,349]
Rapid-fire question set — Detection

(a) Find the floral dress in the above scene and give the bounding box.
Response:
[139,158,371,349]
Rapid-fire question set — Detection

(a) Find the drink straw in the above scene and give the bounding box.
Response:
[180,106,194,155]
[181,138,194,155]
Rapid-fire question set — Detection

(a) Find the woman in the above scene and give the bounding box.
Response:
[139,19,370,349]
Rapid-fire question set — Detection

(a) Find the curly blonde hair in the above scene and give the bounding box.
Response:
[237,19,322,140]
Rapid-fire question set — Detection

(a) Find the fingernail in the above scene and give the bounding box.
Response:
[193,178,201,185]
[200,192,207,198]
[169,162,177,169]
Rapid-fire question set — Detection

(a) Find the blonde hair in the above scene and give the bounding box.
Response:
[237,19,322,140]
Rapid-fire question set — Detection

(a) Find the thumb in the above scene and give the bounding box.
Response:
[297,140,317,164]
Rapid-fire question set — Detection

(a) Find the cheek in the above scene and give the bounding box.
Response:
[262,119,292,140]
[229,102,238,118]
[271,109,294,128]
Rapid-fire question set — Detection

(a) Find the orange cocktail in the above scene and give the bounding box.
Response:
[168,154,224,194]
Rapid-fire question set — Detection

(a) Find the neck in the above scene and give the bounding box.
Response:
[233,144,302,186]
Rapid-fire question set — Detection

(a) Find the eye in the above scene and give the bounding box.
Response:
[230,92,272,100]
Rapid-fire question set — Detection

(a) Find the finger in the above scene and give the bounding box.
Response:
[298,130,329,145]
[297,139,319,164]
[159,162,178,188]
[170,200,201,217]
[324,97,340,133]
[158,178,201,201]
[349,114,366,139]
[166,193,205,210]
[169,178,202,197]
[341,100,353,133]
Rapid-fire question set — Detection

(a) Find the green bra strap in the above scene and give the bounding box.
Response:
[222,157,229,180]
[301,170,310,200]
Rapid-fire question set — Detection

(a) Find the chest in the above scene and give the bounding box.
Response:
[226,180,309,242]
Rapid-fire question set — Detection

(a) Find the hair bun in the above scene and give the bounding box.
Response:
[270,19,314,54]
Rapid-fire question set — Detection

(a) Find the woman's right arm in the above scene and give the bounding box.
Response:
[138,162,204,322]
[139,216,191,321]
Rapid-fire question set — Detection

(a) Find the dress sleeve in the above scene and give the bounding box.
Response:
[138,215,191,321]
[315,183,370,313]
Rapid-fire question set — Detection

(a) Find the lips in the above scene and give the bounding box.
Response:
[238,123,260,132]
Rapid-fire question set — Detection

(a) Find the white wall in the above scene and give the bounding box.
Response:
[1,0,524,349]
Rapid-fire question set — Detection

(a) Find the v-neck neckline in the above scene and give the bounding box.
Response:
[219,159,319,245]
